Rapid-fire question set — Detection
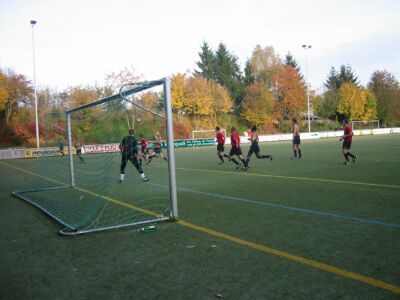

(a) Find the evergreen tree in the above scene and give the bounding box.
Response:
[324,65,359,91]
[214,43,245,107]
[194,41,216,80]
[324,67,340,91]
[284,52,301,73]
[338,65,360,88]
[243,60,255,86]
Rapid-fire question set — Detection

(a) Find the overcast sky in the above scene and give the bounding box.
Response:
[0,0,399,92]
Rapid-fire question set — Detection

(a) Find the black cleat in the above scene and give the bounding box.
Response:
[352,155,357,163]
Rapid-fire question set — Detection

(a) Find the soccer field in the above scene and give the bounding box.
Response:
[0,134,399,299]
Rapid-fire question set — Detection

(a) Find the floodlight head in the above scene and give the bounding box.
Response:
[30,20,37,25]
[302,44,312,49]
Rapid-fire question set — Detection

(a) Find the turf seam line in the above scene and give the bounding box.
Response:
[2,161,400,294]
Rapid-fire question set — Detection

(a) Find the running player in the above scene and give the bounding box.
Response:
[139,134,150,165]
[291,118,302,159]
[147,131,168,164]
[244,125,272,170]
[340,119,357,165]
[215,126,229,164]
[228,127,248,170]
[119,129,149,182]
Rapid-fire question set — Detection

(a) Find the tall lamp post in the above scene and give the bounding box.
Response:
[30,20,40,148]
[302,44,312,133]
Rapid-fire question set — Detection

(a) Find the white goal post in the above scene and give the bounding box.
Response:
[351,120,380,129]
[192,129,226,140]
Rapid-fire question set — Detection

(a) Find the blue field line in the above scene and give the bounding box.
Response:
[145,181,400,229]
[102,176,400,228]
[186,189,400,228]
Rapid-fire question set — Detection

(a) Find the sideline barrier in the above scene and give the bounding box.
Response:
[1,128,399,159]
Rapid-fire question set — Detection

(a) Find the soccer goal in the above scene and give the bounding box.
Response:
[192,128,226,140]
[351,120,380,130]
[12,78,178,235]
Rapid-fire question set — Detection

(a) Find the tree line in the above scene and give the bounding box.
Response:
[1,41,399,147]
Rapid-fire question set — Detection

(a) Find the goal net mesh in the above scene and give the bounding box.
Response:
[12,79,177,235]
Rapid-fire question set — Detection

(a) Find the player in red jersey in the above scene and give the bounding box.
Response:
[340,119,357,165]
[215,126,230,164]
[139,134,149,165]
[228,127,248,170]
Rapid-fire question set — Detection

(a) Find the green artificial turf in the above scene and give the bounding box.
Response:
[0,134,399,299]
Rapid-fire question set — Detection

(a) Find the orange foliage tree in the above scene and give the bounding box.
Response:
[273,65,307,120]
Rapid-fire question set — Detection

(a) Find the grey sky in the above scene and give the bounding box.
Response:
[0,0,399,91]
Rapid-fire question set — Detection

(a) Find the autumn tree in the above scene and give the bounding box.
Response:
[273,64,307,120]
[0,68,32,125]
[361,89,377,121]
[241,82,275,126]
[319,65,360,120]
[171,73,186,114]
[249,45,281,89]
[171,74,233,120]
[62,85,104,134]
[368,70,400,125]
[105,65,142,94]
[337,83,367,120]
[208,79,233,115]
[183,76,214,116]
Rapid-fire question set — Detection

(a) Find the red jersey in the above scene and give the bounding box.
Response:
[230,132,240,148]
[216,131,225,145]
[140,137,148,151]
[344,124,353,142]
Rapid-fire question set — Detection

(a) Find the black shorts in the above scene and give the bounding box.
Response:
[229,146,242,156]
[343,140,352,150]
[248,143,260,156]
[217,144,224,152]
[154,147,162,154]
[76,149,81,155]
[293,135,301,145]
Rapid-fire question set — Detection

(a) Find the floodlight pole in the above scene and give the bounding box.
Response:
[302,44,312,133]
[31,20,40,148]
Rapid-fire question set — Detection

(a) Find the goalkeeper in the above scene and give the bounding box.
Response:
[119,129,149,183]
